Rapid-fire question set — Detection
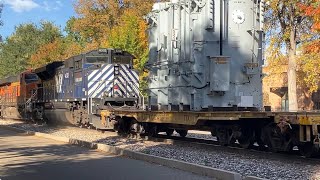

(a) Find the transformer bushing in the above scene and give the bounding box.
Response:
[146,0,266,111]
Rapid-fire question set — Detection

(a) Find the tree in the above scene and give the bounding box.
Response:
[300,1,320,31]
[71,0,157,47]
[30,39,84,69]
[108,10,149,92]
[0,22,62,77]
[295,1,320,93]
[265,0,316,111]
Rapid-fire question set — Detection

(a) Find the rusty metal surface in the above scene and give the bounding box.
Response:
[101,109,320,126]
[101,110,273,125]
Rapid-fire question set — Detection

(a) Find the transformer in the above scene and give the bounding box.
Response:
[146,0,266,111]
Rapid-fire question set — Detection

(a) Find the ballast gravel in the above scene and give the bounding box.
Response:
[1,119,320,180]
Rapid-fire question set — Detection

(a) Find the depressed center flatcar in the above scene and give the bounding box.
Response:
[99,0,320,157]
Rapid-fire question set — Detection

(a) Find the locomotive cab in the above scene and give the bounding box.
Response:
[84,49,139,109]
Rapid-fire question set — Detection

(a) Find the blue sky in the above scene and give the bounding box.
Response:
[0,0,76,38]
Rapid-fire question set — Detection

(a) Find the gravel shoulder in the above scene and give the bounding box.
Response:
[1,119,320,180]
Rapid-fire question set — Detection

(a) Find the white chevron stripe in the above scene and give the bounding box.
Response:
[120,64,137,82]
[91,76,114,97]
[114,79,125,97]
[88,65,106,81]
[118,76,134,96]
[124,64,139,82]
[118,74,139,96]
[88,69,99,80]
[88,66,114,96]
[89,65,112,83]
[118,68,140,97]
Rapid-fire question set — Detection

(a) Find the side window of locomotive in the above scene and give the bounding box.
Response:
[86,56,109,64]
[24,74,39,84]
[75,60,83,70]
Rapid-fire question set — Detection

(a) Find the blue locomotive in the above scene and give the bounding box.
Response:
[33,48,140,128]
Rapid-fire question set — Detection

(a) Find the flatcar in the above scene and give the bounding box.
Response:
[33,48,140,128]
[98,0,320,157]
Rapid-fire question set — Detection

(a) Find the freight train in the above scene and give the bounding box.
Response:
[0,0,320,157]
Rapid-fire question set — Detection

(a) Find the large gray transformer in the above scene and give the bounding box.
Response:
[146,0,266,111]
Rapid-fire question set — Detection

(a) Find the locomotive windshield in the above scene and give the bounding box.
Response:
[112,55,132,65]
[86,56,109,64]
[25,73,39,84]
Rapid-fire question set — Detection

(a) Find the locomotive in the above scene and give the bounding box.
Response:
[0,71,39,119]
[0,48,140,128]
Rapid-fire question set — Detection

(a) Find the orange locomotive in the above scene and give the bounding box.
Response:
[0,71,39,119]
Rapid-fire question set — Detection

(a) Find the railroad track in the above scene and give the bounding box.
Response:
[1,119,320,179]
[143,133,320,163]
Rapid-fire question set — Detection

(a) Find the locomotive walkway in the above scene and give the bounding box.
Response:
[0,128,211,180]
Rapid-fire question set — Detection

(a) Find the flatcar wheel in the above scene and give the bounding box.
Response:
[299,143,318,158]
[238,130,255,149]
[177,130,188,138]
[165,129,174,136]
[238,138,252,149]
[147,125,158,137]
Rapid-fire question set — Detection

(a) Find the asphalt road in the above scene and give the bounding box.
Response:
[0,128,212,180]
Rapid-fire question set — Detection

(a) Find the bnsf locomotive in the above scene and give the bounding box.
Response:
[0,71,39,119]
[0,49,140,129]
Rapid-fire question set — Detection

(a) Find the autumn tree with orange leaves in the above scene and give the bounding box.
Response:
[71,0,156,49]
[301,1,320,31]
[296,1,320,93]
[265,0,319,111]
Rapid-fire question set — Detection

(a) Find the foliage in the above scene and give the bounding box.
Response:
[264,0,318,110]
[297,39,320,93]
[107,10,150,93]
[300,1,320,31]
[296,1,320,92]
[0,22,62,77]
[29,39,83,68]
[71,0,155,47]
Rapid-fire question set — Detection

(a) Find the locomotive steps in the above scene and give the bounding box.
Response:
[1,125,265,180]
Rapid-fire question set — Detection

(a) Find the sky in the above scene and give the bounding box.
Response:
[0,0,76,38]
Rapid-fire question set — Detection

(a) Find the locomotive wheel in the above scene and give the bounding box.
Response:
[165,129,174,136]
[176,130,188,137]
[129,121,145,137]
[117,118,130,135]
[299,143,318,158]
[216,127,229,146]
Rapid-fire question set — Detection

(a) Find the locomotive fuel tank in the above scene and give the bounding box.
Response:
[146,0,266,111]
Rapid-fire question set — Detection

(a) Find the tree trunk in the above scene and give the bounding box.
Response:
[287,29,298,111]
